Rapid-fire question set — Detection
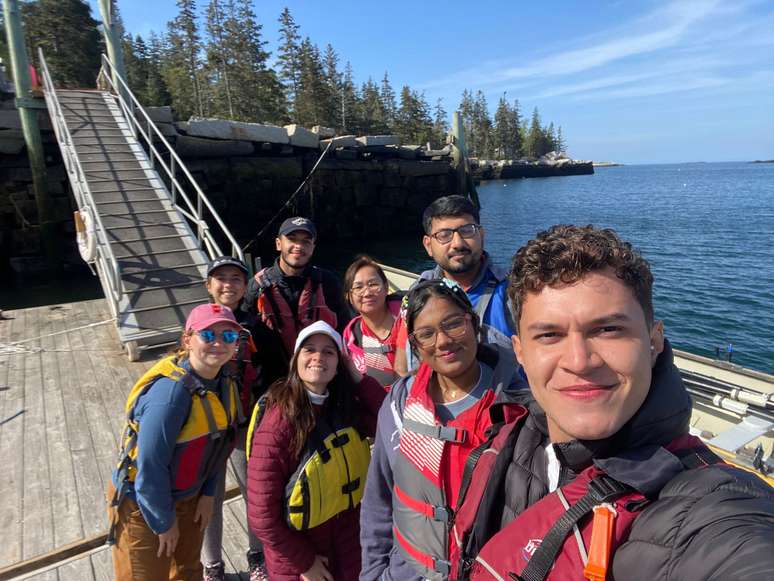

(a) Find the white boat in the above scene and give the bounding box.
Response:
[379,264,774,486]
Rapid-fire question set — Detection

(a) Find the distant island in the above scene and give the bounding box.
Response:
[593,161,624,167]
[750,159,774,164]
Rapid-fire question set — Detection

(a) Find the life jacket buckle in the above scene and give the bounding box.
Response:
[433,505,453,523]
[434,558,451,575]
[588,475,630,503]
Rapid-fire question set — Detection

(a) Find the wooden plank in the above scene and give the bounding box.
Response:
[21,306,56,560]
[0,309,26,567]
[50,554,96,581]
[46,305,86,549]
[13,569,58,581]
[90,547,113,581]
[221,497,250,578]
[57,305,112,540]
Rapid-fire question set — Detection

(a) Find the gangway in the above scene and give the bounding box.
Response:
[38,51,244,360]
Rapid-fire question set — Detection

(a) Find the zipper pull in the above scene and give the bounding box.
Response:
[583,502,617,581]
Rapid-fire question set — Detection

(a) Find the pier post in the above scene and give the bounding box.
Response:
[97,0,129,103]
[2,0,60,273]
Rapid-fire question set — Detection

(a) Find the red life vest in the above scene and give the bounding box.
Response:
[343,297,402,389]
[468,434,721,581]
[391,362,503,580]
[255,267,338,357]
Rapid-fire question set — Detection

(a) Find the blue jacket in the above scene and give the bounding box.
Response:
[111,361,225,534]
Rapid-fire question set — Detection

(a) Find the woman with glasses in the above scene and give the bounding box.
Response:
[359,279,527,581]
[246,321,386,581]
[342,256,407,389]
[108,303,244,581]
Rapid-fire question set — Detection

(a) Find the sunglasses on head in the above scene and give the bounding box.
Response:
[196,329,240,344]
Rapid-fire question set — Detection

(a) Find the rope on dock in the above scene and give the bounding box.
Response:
[0,318,116,355]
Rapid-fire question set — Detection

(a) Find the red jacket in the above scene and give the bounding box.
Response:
[246,375,385,581]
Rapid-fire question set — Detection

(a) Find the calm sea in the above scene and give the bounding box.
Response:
[474,162,774,374]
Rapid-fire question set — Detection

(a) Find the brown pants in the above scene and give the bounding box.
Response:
[108,484,204,581]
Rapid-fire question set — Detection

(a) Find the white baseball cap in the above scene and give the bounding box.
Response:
[294,320,343,355]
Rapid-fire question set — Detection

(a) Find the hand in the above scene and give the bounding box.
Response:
[300,555,333,581]
[157,518,179,558]
[194,494,215,531]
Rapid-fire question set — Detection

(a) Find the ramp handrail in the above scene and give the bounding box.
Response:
[37,48,123,312]
[96,53,243,262]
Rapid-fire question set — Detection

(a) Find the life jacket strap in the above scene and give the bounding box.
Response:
[394,525,451,575]
[403,418,467,443]
[395,484,453,523]
[516,475,631,581]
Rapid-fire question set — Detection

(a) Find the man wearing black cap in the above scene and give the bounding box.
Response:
[245,216,350,360]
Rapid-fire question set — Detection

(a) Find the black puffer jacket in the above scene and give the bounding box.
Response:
[475,341,774,580]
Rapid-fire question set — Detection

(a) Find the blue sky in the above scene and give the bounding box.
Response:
[88,0,774,164]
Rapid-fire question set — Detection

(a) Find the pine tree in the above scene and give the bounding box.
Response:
[163,0,205,119]
[509,99,524,158]
[458,89,475,155]
[276,7,301,116]
[204,0,233,117]
[379,72,397,132]
[432,98,448,148]
[22,0,102,87]
[322,44,342,129]
[493,94,511,159]
[556,126,566,153]
[359,77,388,135]
[525,107,544,158]
[340,61,359,132]
[395,86,433,145]
[546,122,557,154]
[145,32,171,106]
[471,90,492,158]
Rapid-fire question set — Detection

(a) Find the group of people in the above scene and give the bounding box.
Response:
[106,195,774,581]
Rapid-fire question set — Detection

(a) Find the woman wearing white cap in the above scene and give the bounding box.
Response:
[245,321,386,581]
[108,303,243,581]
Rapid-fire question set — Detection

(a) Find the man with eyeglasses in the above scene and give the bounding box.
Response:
[418,195,514,345]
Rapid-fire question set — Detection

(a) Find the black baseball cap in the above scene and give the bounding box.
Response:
[207,256,249,277]
[278,216,317,239]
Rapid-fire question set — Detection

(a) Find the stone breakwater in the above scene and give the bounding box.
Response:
[472,151,594,180]
[0,104,459,277]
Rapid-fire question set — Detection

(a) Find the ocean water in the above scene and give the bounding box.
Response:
[475,162,774,374]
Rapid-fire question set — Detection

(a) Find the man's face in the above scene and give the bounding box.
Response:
[513,268,664,443]
[275,230,315,271]
[206,266,247,310]
[422,214,484,276]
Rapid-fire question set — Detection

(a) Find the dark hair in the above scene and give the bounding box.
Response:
[508,224,655,329]
[265,337,358,457]
[405,279,481,339]
[343,255,389,304]
[422,195,480,234]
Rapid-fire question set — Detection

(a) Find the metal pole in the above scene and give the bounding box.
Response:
[97,0,129,103]
[2,0,60,272]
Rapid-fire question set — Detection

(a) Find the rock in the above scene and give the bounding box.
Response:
[175,121,190,134]
[334,148,358,160]
[187,117,290,144]
[356,135,399,147]
[154,122,179,139]
[145,106,174,124]
[312,125,336,138]
[320,135,358,149]
[418,145,452,158]
[399,160,450,177]
[284,124,319,148]
[175,135,254,157]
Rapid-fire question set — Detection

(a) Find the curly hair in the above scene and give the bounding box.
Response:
[508,225,655,329]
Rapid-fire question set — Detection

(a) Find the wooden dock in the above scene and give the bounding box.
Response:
[0,299,251,580]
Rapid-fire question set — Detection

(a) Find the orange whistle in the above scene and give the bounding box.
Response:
[583,503,617,581]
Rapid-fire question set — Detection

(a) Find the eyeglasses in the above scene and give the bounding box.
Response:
[409,314,471,348]
[350,280,384,296]
[430,223,481,244]
[196,329,240,344]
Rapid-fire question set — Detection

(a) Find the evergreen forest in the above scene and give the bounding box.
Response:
[1,0,567,159]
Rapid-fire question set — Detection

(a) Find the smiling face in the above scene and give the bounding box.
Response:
[206,265,247,310]
[276,230,315,274]
[422,214,484,277]
[296,333,339,393]
[411,296,478,380]
[348,265,388,316]
[184,321,239,379]
[513,268,664,443]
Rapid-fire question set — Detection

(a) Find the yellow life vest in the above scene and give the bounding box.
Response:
[246,397,371,531]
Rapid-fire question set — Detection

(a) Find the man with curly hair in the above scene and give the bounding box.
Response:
[461,225,774,581]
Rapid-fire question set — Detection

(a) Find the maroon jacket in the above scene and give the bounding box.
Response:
[246,375,385,581]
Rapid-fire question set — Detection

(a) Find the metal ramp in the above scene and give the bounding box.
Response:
[38,51,244,360]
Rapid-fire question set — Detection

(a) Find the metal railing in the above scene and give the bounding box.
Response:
[96,53,243,262]
[38,48,123,314]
